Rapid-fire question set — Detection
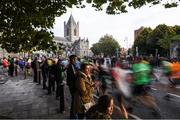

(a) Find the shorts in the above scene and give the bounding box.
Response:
[132,85,147,96]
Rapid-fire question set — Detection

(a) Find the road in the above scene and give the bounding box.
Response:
[121,67,180,119]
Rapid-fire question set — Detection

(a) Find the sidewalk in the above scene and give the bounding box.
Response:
[0,74,124,119]
[0,75,71,119]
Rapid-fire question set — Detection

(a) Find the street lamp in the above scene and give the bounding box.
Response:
[116,48,119,58]
[136,47,139,57]
[156,49,158,57]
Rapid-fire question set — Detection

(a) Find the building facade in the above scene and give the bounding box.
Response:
[54,14,89,57]
[170,41,180,58]
[134,27,144,41]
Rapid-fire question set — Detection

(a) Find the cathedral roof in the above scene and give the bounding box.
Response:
[67,14,76,26]
[54,36,68,42]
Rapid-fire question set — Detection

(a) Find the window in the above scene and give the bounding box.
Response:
[74,29,76,36]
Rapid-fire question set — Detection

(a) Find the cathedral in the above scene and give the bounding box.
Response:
[54,14,90,57]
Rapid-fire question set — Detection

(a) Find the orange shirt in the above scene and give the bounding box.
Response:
[170,62,180,79]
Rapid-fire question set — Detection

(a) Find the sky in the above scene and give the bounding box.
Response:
[52,3,180,49]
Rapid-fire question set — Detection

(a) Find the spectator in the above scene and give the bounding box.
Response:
[56,59,66,113]
[86,95,114,119]
[66,55,78,118]
[31,57,38,82]
[73,63,95,119]
[2,57,9,72]
[41,57,48,89]
[47,59,56,94]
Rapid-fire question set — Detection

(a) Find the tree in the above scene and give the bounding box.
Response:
[86,0,179,14]
[133,27,152,56]
[147,24,176,56]
[1,0,179,53]
[0,0,66,53]
[173,25,180,35]
[91,43,101,55]
[91,34,120,56]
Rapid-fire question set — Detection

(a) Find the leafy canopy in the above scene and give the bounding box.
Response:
[133,27,152,55]
[133,24,180,57]
[91,34,120,56]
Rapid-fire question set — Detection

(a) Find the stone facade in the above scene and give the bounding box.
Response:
[170,41,180,58]
[134,27,144,41]
[54,14,89,57]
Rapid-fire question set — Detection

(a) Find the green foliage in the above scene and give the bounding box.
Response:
[133,27,152,55]
[170,35,180,42]
[173,25,180,35]
[91,34,120,56]
[0,0,69,53]
[149,24,175,55]
[87,0,179,14]
[133,24,178,57]
[91,43,101,55]
[146,24,175,56]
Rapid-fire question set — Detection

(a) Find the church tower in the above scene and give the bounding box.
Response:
[64,14,79,42]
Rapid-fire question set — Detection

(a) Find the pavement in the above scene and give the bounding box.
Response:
[0,74,124,119]
[0,74,71,119]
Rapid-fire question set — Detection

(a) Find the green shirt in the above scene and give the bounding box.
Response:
[132,63,151,85]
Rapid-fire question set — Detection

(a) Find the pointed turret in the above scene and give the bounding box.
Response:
[67,14,76,26]
[64,14,79,42]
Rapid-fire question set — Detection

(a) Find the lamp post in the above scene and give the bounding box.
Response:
[116,48,119,58]
[136,47,139,57]
[156,49,158,57]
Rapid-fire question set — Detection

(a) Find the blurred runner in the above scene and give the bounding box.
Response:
[111,67,132,119]
[169,60,180,88]
[131,57,161,117]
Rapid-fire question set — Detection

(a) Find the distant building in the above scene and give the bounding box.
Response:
[170,41,180,58]
[120,47,126,57]
[134,27,144,41]
[54,14,90,57]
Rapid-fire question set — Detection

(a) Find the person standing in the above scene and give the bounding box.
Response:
[56,59,66,113]
[36,57,42,85]
[73,63,95,119]
[66,55,78,119]
[41,56,48,89]
[31,57,38,82]
[8,57,14,77]
[14,57,19,76]
[2,57,9,73]
[47,59,56,94]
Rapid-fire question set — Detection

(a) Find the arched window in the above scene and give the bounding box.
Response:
[74,29,76,36]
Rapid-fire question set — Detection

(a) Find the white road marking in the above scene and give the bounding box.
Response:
[167,93,180,98]
[151,88,157,91]
[152,87,180,98]
[175,86,180,89]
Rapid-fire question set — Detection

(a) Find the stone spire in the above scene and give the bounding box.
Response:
[64,14,79,42]
[67,14,76,26]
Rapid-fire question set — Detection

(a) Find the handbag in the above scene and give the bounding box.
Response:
[80,96,95,112]
[84,101,94,112]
